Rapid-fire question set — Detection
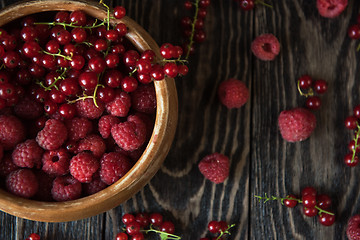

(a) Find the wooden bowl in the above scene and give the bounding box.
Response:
[0,0,178,222]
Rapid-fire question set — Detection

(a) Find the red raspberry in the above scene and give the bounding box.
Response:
[278,107,316,142]
[131,83,156,114]
[65,117,93,141]
[0,115,26,150]
[36,119,68,150]
[69,152,99,183]
[115,146,144,162]
[42,148,70,176]
[98,115,120,139]
[134,112,155,140]
[111,115,147,151]
[251,33,280,61]
[317,0,348,18]
[33,170,54,201]
[0,153,19,177]
[83,172,107,195]
[14,96,43,120]
[75,98,105,119]
[198,153,230,184]
[105,90,131,117]
[76,134,106,158]
[12,139,43,168]
[51,175,82,201]
[6,169,38,198]
[347,215,360,240]
[218,78,249,109]
[99,152,132,185]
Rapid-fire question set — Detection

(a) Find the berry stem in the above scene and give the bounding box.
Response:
[255,0,273,8]
[162,58,189,65]
[144,224,181,240]
[216,224,235,240]
[38,67,68,91]
[185,0,200,60]
[99,0,111,30]
[43,49,72,61]
[34,20,105,29]
[357,42,360,52]
[351,122,360,163]
[297,79,314,97]
[254,193,334,216]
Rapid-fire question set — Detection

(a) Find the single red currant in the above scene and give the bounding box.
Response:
[58,103,76,119]
[298,75,313,90]
[239,0,255,10]
[149,213,163,227]
[344,153,359,167]
[313,79,328,94]
[318,212,335,226]
[316,194,332,210]
[126,222,141,236]
[160,43,175,59]
[284,194,298,208]
[160,221,175,234]
[114,6,126,19]
[354,105,360,119]
[348,24,360,39]
[302,194,317,208]
[348,140,360,153]
[115,232,128,240]
[208,221,220,234]
[303,207,318,217]
[122,213,135,225]
[301,186,317,197]
[305,96,321,110]
[121,76,138,92]
[345,116,358,130]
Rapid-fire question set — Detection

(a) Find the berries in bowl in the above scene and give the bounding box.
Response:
[0,0,178,222]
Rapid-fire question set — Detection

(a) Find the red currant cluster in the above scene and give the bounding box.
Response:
[25,233,40,240]
[343,104,360,167]
[297,75,328,110]
[233,0,272,11]
[256,186,335,226]
[200,220,234,240]
[116,212,180,240]
[159,43,189,78]
[180,0,211,57]
[347,14,360,51]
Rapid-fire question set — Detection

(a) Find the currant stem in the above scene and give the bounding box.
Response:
[185,0,200,60]
[144,225,181,240]
[357,42,360,52]
[162,58,189,65]
[99,0,111,30]
[254,194,335,216]
[216,224,235,240]
[351,123,360,163]
[43,49,72,61]
[297,80,314,97]
[38,67,68,91]
[255,0,273,8]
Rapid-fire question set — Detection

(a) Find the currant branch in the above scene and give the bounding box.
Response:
[42,49,73,61]
[351,123,360,163]
[185,0,200,60]
[37,67,68,91]
[144,225,181,240]
[255,194,334,216]
[255,0,273,8]
[216,224,235,240]
[297,79,314,97]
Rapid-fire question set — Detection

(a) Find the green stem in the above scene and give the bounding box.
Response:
[43,50,72,61]
[297,79,314,97]
[144,225,181,240]
[162,58,189,65]
[38,67,68,91]
[185,0,200,60]
[351,123,360,163]
[216,224,235,240]
[255,194,335,216]
[255,0,273,8]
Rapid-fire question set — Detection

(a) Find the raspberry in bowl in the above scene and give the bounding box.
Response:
[0,0,178,222]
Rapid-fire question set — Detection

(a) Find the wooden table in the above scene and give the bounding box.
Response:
[1,0,360,239]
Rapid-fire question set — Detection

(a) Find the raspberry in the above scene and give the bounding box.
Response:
[347,215,360,240]
[115,146,144,162]
[105,90,131,117]
[98,115,120,139]
[218,78,249,109]
[65,117,93,141]
[134,112,155,140]
[198,153,230,184]
[12,139,43,168]
[0,115,26,150]
[36,119,68,150]
[76,134,106,158]
[278,107,316,142]
[69,152,99,183]
[83,172,107,195]
[6,169,38,198]
[51,175,82,201]
[251,33,280,61]
[317,0,348,18]
[75,98,105,119]
[99,152,132,185]
[111,115,147,151]
[14,96,43,120]
[131,83,156,114]
[0,154,19,177]
[42,148,70,176]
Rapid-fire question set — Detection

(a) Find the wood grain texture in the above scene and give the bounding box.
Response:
[1,0,360,239]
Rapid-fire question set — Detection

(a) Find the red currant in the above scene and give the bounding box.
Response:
[318,212,335,226]
[160,221,175,234]
[131,233,144,240]
[58,103,76,119]
[151,64,165,80]
[115,232,128,240]
[160,43,175,59]
[114,6,126,19]
[348,24,360,39]
[344,152,359,167]
[298,75,313,90]
[345,116,358,130]
[96,86,115,103]
[303,206,318,217]
[316,194,332,210]
[149,213,163,227]
[354,105,360,119]
[301,186,316,197]
[207,220,220,234]
[305,96,321,110]
[122,213,135,225]
[302,194,317,208]
[164,62,179,78]
[126,222,141,236]
[348,140,360,153]
[135,212,150,227]
[69,10,87,26]
[78,71,98,90]
[313,79,328,94]
[115,23,127,37]
[283,194,298,208]
[239,0,255,10]
[121,76,138,92]
[44,100,58,114]
[26,233,41,240]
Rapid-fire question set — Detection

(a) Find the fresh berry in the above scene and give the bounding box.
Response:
[99,152,132,185]
[318,212,335,226]
[41,148,70,176]
[301,186,317,197]
[12,139,43,168]
[111,115,147,151]
[25,233,41,240]
[347,215,360,240]
[345,116,358,130]
[218,78,249,109]
[316,0,348,18]
[76,134,106,158]
[14,97,43,120]
[284,194,298,208]
[0,154,19,177]
[75,98,105,119]
[208,220,221,233]
[198,152,230,184]
[122,213,135,225]
[149,213,163,227]
[105,90,131,117]
[305,96,321,110]
[131,84,156,114]
[36,119,68,150]
[51,175,82,201]
[302,194,317,208]
[313,79,328,94]
[317,194,332,210]
[69,152,99,183]
[251,33,280,61]
[160,221,175,234]
[303,206,318,217]
[126,222,141,236]
[278,108,316,142]
[6,169,38,198]
[0,115,26,150]
[65,117,93,141]
[83,172,107,195]
[98,115,120,139]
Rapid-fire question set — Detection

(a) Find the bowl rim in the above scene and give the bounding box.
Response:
[0,0,178,222]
